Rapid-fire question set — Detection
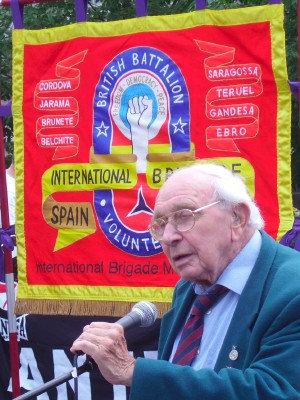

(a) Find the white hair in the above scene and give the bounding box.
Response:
[169,163,264,229]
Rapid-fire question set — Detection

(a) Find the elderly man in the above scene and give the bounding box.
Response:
[71,163,300,400]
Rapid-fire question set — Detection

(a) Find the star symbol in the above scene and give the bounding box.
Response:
[127,186,153,217]
[96,121,109,137]
[172,117,188,134]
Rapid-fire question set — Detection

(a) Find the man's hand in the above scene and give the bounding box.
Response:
[70,322,135,387]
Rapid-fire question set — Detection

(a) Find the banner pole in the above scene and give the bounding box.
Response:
[75,0,87,22]
[195,0,206,10]
[0,99,21,397]
[10,0,23,29]
[135,0,147,17]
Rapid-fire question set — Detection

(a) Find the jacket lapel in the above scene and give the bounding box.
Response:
[159,281,195,361]
[214,231,278,370]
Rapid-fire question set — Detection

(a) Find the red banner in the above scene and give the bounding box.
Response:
[12,4,293,316]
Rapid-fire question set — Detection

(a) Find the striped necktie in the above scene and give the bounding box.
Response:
[172,285,229,366]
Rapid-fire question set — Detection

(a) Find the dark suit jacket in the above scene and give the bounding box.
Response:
[130,231,300,400]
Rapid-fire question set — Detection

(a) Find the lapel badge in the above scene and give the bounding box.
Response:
[229,345,239,361]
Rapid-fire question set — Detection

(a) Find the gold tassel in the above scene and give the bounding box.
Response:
[15,299,170,318]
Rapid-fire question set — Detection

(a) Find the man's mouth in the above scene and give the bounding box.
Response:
[172,253,192,265]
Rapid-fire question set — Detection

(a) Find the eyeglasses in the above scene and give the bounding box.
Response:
[148,201,220,241]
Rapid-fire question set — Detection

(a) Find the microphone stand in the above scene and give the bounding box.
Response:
[13,358,95,400]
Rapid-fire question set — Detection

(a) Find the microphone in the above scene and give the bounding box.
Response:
[116,300,158,330]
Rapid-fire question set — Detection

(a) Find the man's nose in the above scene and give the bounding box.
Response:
[160,220,182,245]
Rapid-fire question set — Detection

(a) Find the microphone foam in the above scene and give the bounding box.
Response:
[132,301,158,327]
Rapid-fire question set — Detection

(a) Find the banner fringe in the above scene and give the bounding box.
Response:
[15,299,170,318]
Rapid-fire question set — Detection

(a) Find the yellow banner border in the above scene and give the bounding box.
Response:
[13,5,284,44]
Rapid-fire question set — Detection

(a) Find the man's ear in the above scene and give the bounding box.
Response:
[231,203,251,237]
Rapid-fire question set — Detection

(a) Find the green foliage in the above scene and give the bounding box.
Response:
[0,7,13,155]
[0,7,12,101]
[88,0,135,21]
[23,0,76,28]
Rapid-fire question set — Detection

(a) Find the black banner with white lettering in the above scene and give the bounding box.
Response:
[0,293,160,400]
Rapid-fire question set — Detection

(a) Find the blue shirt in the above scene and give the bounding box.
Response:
[170,230,262,369]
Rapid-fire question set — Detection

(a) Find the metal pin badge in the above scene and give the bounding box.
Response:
[229,346,239,361]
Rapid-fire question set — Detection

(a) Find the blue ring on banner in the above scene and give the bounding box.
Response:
[93,46,190,256]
